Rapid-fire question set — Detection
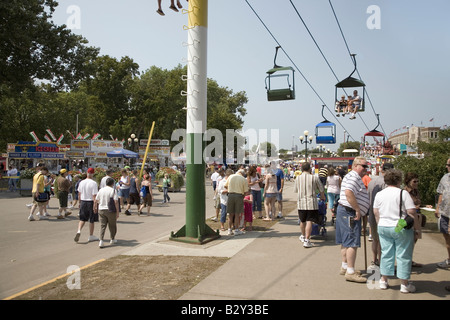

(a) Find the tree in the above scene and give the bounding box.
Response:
[394,128,450,205]
[337,141,360,156]
[0,0,99,92]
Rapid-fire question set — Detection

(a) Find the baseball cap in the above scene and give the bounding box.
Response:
[60,169,67,174]
[87,167,95,174]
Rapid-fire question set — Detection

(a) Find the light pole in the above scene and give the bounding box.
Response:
[299,130,313,160]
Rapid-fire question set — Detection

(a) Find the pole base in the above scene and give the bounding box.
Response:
[170,224,220,245]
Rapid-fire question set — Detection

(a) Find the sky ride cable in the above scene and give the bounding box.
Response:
[244,0,356,142]
[328,0,387,136]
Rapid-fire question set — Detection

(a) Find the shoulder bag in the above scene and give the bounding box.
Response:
[399,190,414,230]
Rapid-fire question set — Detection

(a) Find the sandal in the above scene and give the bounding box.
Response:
[169,5,179,12]
[156,9,165,16]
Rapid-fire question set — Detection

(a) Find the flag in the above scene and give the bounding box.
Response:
[44,134,52,142]
[75,133,82,139]
[429,118,434,122]
[46,129,57,141]
[29,131,40,142]
[56,134,64,145]
[82,133,90,139]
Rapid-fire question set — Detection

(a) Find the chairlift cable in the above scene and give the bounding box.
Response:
[328,0,387,136]
[288,0,370,133]
[244,0,356,142]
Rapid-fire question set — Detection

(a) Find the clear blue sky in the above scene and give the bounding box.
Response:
[53,0,450,151]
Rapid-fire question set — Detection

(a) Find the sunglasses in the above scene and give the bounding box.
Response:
[357,164,368,169]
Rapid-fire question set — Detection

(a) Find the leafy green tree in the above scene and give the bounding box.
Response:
[0,0,98,92]
[337,141,361,156]
[394,128,450,205]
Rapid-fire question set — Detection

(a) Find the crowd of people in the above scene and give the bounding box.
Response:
[210,157,450,293]
[27,163,162,248]
[22,156,450,292]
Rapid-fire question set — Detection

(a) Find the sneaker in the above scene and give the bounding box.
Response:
[74,232,81,243]
[350,115,356,120]
[368,234,373,241]
[28,214,35,221]
[99,240,104,248]
[379,280,389,290]
[65,211,72,217]
[26,203,33,208]
[37,214,49,220]
[367,261,380,271]
[303,239,313,248]
[57,215,65,219]
[211,217,218,222]
[88,235,99,242]
[299,235,305,243]
[400,282,416,293]
[110,239,117,244]
[124,210,131,216]
[342,113,346,117]
[345,272,366,283]
[437,259,450,269]
[234,229,244,236]
[44,212,51,216]
[227,229,234,236]
[336,113,340,117]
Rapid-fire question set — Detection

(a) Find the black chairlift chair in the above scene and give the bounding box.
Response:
[335,54,365,112]
[265,46,295,102]
[315,105,337,144]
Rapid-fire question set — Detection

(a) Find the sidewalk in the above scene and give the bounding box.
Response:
[125,182,450,300]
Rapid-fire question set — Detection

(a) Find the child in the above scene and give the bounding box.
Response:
[243,193,253,231]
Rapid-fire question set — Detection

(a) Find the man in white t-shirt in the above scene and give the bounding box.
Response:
[74,167,99,243]
[349,90,362,120]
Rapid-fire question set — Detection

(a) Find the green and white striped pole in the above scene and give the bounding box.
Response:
[170,0,219,244]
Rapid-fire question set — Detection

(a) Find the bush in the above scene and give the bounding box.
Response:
[155,167,185,190]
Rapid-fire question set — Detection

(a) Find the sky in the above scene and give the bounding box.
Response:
[52,0,450,152]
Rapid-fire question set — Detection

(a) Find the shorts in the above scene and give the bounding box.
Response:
[276,192,283,202]
[142,194,152,206]
[440,215,449,235]
[119,188,130,199]
[214,195,221,209]
[128,192,140,205]
[58,191,68,208]
[298,210,319,224]
[79,201,98,223]
[227,193,244,214]
[335,204,361,248]
[265,193,277,198]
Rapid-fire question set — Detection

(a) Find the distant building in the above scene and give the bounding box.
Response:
[388,126,440,154]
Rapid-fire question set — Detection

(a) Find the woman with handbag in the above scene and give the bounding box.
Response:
[373,169,420,293]
[404,172,426,267]
[162,173,171,203]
